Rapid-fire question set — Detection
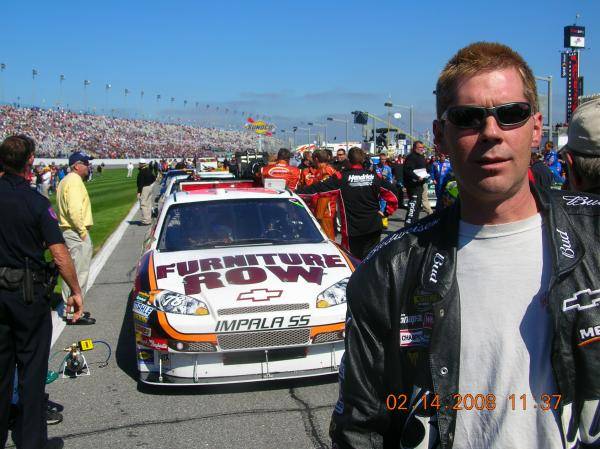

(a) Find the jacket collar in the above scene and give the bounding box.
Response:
[1,172,29,187]
[533,185,585,277]
[417,184,585,296]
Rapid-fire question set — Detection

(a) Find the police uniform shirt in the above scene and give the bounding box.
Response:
[0,173,64,270]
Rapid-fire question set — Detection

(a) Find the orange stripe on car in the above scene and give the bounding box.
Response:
[157,312,218,344]
[310,322,345,338]
[338,249,355,271]
[148,255,158,290]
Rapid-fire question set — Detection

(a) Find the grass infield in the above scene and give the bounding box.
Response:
[49,168,139,253]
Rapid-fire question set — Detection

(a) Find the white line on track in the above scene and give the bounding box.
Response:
[51,202,141,348]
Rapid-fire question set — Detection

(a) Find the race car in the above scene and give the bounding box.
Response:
[132,187,356,385]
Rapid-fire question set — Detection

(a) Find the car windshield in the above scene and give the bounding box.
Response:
[157,198,324,252]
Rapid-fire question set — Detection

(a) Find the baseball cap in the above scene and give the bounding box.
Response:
[561,99,600,156]
[139,158,148,165]
[68,151,92,166]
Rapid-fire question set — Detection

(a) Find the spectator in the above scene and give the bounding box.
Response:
[56,151,97,325]
[529,152,554,189]
[0,105,280,158]
[402,140,429,225]
[561,99,600,194]
[136,159,157,225]
[430,153,453,203]
[332,148,349,172]
[542,141,564,185]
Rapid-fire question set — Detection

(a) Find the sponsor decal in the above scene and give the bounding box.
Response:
[134,323,152,337]
[347,173,374,187]
[245,117,275,136]
[579,325,600,347]
[429,253,445,284]
[412,294,441,307]
[400,329,430,347]
[138,350,154,363]
[364,218,440,261]
[562,288,600,312]
[556,228,575,259]
[237,288,283,302]
[215,314,310,332]
[407,350,420,366]
[562,195,600,207]
[47,207,58,221]
[133,301,153,321]
[140,336,167,351]
[400,313,434,329]
[156,253,347,295]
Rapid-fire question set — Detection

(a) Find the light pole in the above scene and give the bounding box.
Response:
[535,75,553,143]
[385,101,413,146]
[124,88,130,117]
[59,74,65,109]
[0,63,5,103]
[32,68,38,106]
[140,90,144,119]
[105,83,111,114]
[327,117,349,151]
[83,79,91,113]
[309,122,327,146]
[306,123,313,146]
[292,126,297,148]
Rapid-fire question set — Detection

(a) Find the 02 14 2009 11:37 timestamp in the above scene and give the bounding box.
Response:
[385,393,562,411]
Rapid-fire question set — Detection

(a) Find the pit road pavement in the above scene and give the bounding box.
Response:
[32,206,413,449]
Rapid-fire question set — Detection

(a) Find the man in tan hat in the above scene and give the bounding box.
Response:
[561,99,600,194]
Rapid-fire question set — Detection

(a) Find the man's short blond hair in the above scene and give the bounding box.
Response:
[435,42,538,119]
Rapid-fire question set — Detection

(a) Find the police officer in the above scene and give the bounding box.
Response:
[0,135,84,449]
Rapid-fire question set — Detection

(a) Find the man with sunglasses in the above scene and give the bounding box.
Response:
[331,42,600,449]
[56,152,96,325]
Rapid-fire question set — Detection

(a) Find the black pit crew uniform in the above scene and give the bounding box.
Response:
[0,173,64,449]
[402,151,427,226]
[330,185,600,449]
[296,164,399,259]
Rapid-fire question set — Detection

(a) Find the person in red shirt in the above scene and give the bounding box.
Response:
[312,149,338,239]
[299,155,318,188]
[260,148,301,190]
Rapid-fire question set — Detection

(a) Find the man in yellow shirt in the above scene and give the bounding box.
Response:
[56,151,96,325]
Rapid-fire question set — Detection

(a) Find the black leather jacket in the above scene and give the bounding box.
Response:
[330,186,600,449]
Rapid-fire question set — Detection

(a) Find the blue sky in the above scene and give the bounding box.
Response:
[0,0,597,142]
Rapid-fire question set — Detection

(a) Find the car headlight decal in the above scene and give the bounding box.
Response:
[316,278,349,308]
[153,290,209,316]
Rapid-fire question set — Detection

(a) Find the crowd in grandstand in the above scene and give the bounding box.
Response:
[0,105,276,158]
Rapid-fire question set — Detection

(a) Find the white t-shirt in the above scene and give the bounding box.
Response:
[453,214,563,449]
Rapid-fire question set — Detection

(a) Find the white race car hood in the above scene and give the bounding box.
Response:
[150,242,353,312]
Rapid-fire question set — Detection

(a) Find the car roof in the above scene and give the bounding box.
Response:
[163,188,296,205]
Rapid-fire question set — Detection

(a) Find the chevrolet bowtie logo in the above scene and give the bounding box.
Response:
[237,288,283,302]
[562,288,600,312]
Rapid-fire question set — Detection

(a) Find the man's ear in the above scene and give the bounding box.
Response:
[433,119,448,156]
[531,112,543,148]
[564,150,584,191]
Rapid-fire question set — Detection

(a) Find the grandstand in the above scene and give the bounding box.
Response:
[0,105,282,158]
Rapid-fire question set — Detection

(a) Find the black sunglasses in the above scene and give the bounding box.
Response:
[441,102,532,129]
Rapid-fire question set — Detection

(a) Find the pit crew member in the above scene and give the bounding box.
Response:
[296,147,398,259]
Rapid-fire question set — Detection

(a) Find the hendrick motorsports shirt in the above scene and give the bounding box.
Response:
[296,165,398,236]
